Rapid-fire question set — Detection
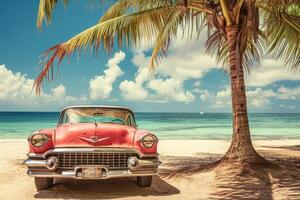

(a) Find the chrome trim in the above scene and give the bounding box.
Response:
[127,156,139,170]
[138,134,159,149]
[27,148,158,159]
[26,155,160,178]
[46,157,59,171]
[24,157,161,168]
[137,134,159,142]
[23,159,47,167]
[55,151,136,169]
[27,168,158,179]
[28,133,51,147]
[138,159,162,167]
[79,136,110,144]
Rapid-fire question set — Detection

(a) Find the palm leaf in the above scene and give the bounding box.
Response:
[261,9,300,69]
[149,10,185,72]
[205,21,265,73]
[37,0,68,28]
[98,0,173,23]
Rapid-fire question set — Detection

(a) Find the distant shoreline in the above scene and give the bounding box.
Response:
[1,112,299,140]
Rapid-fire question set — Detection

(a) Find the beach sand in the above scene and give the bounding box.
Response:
[0,139,300,200]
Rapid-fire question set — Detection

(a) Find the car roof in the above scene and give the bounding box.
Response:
[61,105,134,114]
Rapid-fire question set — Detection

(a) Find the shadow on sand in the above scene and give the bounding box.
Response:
[211,165,300,200]
[159,154,222,178]
[159,154,300,200]
[262,145,300,151]
[34,175,179,199]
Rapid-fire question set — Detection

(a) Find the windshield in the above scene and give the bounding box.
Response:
[59,107,136,126]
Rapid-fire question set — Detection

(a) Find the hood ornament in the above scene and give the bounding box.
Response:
[80,135,110,144]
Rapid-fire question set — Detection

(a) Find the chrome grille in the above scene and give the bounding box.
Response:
[50,152,138,169]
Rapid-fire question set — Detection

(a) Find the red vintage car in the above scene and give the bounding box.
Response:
[24,105,160,191]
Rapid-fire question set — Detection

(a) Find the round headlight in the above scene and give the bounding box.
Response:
[30,133,49,147]
[141,135,157,148]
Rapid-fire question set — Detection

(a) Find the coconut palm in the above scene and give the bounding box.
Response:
[35,0,300,167]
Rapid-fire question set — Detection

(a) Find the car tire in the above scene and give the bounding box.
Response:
[137,176,152,187]
[34,177,53,191]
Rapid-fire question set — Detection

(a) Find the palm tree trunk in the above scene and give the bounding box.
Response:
[219,26,268,166]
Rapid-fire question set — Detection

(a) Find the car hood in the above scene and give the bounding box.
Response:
[54,123,136,148]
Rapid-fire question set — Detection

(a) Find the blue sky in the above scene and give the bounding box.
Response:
[0,1,300,112]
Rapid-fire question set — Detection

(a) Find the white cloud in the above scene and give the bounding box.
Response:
[247,88,277,107]
[200,89,215,102]
[89,51,125,100]
[119,34,218,103]
[119,52,149,101]
[119,79,149,101]
[147,78,195,103]
[49,85,68,101]
[193,81,201,87]
[0,65,34,100]
[279,104,297,110]
[0,64,82,106]
[209,85,300,108]
[215,87,232,107]
[246,59,300,87]
[200,86,278,108]
[119,51,198,103]
[278,85,300,100]
[288,105,297,109]
[157,54,216,81]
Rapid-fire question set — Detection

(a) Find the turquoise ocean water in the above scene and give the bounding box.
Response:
[0,112,299,140]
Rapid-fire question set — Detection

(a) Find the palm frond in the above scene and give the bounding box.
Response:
[256,0,300,13]
[98,0,173,23]
[242,31,265,73]
[149,10,185,72]
[98,0,214,24]
[143,0,214,49]
[37,0,68,28]
[205,29,228,68]
[34,5,174,93]
[260,4,300,70]
[205,24,265,73]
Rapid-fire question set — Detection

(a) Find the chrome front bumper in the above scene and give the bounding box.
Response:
[27,168,158,179]
[24,148,161,179]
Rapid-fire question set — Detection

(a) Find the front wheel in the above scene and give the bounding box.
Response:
[34,177,53,191]
[136,176,152,187]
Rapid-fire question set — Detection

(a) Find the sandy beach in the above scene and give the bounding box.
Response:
[0,139,300,200]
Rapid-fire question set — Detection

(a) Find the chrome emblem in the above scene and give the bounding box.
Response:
[80,136,110,144]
